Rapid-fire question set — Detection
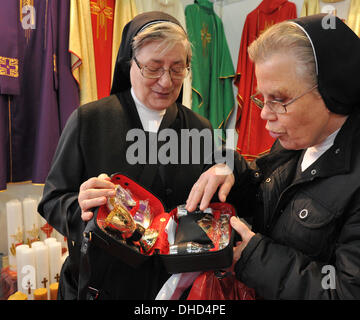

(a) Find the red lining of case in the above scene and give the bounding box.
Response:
[97,174,235,255]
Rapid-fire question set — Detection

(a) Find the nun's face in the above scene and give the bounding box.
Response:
[130,40,187,111]
[255,53,340,150]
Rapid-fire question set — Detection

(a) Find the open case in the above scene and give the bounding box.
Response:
[82,173,236,274]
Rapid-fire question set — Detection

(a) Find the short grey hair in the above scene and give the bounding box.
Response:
[248,21,318,88]
[132,22,192,64]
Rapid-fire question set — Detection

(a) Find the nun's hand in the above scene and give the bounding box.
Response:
[185,163,235,212]
[230,216,255,261]
[78,173,116,221]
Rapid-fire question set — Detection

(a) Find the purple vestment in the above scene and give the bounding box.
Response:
[0,0,79,190]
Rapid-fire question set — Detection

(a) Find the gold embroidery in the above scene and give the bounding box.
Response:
[11,227,24,244]
[0,56,19,78]
[90,0,114,41]
[201,23,211,56]
[27,224,40,241]
[9,227,24,256]
[53,54,57,73]
[10,244,17,257]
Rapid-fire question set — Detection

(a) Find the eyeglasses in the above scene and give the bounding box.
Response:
[133,56,190,80]
[250,85,318,114]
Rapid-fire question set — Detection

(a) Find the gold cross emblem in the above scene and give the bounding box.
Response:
[0,56,19,78]
[201,23,211,56]
[90,0,114,40]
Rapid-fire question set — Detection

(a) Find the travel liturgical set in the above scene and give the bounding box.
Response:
[81,173,236,275]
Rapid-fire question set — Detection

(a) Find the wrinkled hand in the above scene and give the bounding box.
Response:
[78,173,116,221]
[230,216,255,261]
[186,163,235,212]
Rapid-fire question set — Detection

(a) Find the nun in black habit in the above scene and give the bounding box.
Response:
[38,11,214,300]
[186,14,360,299]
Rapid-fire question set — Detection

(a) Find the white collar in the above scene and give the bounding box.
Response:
[301,128,341,172]
[131,88,166,132]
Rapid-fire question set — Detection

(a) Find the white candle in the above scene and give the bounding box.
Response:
[16,244,29,255]
[23,198,40,245]
[44,237,57,246]
[30,241,44,249]
[33,244,50,299]
[48,242,62,284]
[16,244,30,271]
[16,247,36,300]
[6,199,24,271]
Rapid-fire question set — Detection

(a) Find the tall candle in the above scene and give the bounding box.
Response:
[15,244,29,256]
[22,198,40,245]
[48,242,62,284]
[30,241,44,249]
[6,200,24,271]
[16,247,36,300]
[44,237,57,246]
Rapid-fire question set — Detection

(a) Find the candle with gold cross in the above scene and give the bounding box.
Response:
[23,198,40,246]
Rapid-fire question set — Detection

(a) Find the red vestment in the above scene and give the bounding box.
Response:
[90,0,115,99]
[235,0,297,161]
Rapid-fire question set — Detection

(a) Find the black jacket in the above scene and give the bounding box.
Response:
[232,111,360,299]
[38,90,213,299]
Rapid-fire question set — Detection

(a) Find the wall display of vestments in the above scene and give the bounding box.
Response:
[0,0,79,191]
[70,0,137,104]
[185,0,236,131]
[136,0,192,108]
[235,0,297,161]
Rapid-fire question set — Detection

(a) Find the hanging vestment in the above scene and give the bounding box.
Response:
[348,0,360,37]
[70,0,137,104]
[135,0,192,108]
[0,0,79,191]
[111,0,138,84]
[0,3,19,189]
[69,0,98,105]
[301,0,321,16]
[235,0,297,161]
[185,0,236,130]
[90,0,115,100]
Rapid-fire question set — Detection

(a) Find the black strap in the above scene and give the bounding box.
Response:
[77,218,96,300]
